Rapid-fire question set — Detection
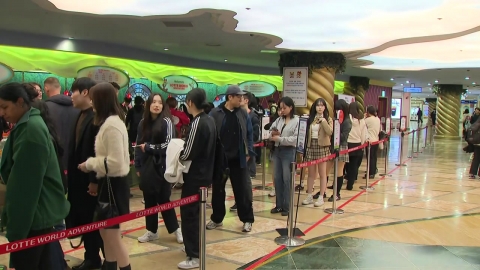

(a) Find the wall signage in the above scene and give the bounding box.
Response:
[159,75,197,95]
[77,66,130,88]
[238,81,276,97]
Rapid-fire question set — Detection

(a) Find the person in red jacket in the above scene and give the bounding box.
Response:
[166,97,190,138]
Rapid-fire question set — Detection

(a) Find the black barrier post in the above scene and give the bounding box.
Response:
[429,125,434,145]
[274,162,305,247]
[360,142,375,191]
[199,187,207,270]
[380,136,392,177]
[324,150,344,215]
[415,128,422,154]
[395,132,407,166]
[423,125,428,149]
[408,130,415,158]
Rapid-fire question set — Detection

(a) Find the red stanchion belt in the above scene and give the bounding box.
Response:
[370,138,388,146]
[296,154,336,169]
[253,142,264,147]
[339,142,368,155]
[0,195,199,254]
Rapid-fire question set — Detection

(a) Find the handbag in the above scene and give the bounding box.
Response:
[93,158,119,222]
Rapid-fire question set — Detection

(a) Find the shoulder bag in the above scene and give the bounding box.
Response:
[93,158,119,222]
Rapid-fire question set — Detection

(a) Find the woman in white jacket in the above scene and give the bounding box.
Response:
[343,101,366,190]
[365,105,381,179]
[78,82,131,270]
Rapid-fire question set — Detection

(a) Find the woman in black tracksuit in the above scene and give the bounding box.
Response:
[135,93,183,244]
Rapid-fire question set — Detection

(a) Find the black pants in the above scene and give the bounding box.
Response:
[366,144,379,176]
[346,152,363,190]
[10,228,54,270]
[143,181,179,234]
[181,183,201,259]
[255,147,262,164]
[83,230,104,263]
[469,146,480,175]
[211,159,254,224]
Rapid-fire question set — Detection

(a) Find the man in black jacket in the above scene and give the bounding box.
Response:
[66,77,104,270]
[208,85,255,233]
[45,77,80,168]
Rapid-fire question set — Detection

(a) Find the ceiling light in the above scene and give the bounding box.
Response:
[68,37,74,40]
[427,83,431,86]
[164,48,169,51]
[390,78,394,81]
[466,76,470,80]
[435,80,439,83]
[406,80,410,83]
[400,83,403,86]
[224,59,228,62]
[473,82,476,85]
[260,50,278,54]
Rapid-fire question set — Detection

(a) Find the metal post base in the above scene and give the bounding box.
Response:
[414,151,422,154]
[395,163,407,166]
[360,186,375,191]
[379,173,392,177]
[274,236,306,247]
[254,185,270,190]
[324,208,345,214]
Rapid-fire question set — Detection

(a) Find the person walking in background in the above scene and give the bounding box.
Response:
[416,107,423,127]
[177,88,217,269]
[431,109,437,126]
[67,78,106,270]
[208,85,255,232]
[135,94,183,244]
[44,77,80,173]
[269,97,299,216]
[0,83,70,270]
[78,82,131,270]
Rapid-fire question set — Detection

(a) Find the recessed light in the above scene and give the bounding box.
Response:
[260,50,278,54]
[390,78,394,81]
[401,83,404,86]
[427,83,431,86]
[164,48,169,51]
[473,82,476,85]
[224,59,228,62]
[68,37,74,40]
[406,80,410,83]
[435,80,439,83]
[466,77,470,80]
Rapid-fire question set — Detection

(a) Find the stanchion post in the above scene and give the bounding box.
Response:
[199,187,207,270]
[274,162,305,247]
[261,141,267,189]
[415,127,422,153]
[429,125,434,145]
[380,136,392,177]
[423,125,428,148]
[408,130,415,158]
[324,151,344,215]
[360,142,375,191]
[395,132,407,167]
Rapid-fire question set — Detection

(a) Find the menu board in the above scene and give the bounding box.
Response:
[283,67,308,107]
[159,75,197,95]
[77,66,130,88]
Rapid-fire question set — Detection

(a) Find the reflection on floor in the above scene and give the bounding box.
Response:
[0,128,478,270]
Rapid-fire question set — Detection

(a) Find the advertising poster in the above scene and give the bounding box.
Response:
[333,119,341,150]
[422,104,429,120]
[296,116,308,153]
[338,94,355,104]
[386,118,391,134]
[400,116,407,131]
[391,98,402,119]
[261,116,270,140]
[283,67,308,107]
[159,75,198,95]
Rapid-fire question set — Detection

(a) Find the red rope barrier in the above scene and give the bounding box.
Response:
[296,154,336,169]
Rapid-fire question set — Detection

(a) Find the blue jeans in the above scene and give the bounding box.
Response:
[272,147,296,212]
[51,223,67,270]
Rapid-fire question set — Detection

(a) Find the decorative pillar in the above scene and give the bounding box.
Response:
[433,85,464,139]
[343,76,369,114]
[278,52,346,116]
[425,98,437,125]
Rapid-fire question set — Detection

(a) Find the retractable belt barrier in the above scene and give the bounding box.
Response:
[253,142,265,148]
[0,195,199,255]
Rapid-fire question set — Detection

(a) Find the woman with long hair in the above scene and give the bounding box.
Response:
[135,93,183,244]
[78,82,131,270]
[302,98,333,207]
[269,97,299,216]
[343,101,366,190]
[0,83,69,270]
[327,99,352,202]
[365,105,381,179]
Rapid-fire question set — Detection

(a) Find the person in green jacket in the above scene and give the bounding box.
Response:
[0,82,70,270]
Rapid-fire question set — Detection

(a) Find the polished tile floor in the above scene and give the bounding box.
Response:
[0,126,477,270]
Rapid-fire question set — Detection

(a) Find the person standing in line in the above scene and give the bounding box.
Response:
[44,77,80,176]
[365,105,381,179]
[177,88,217,269]
[78,82,131,270]
[166,97,190,138]
[0,83,70,270]
[268,97,299,216]
[135,94,183,244]
[302,98,332,207]
[343,102,366,190]
[66,78,106,270]
[208,85,255,232]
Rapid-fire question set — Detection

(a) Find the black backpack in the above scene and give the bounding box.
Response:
[467,121,480,144]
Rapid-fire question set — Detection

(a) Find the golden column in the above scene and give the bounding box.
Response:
[278,52,346,116]
[433,85,464,139]
[426,98,437,125]
[343,76,370,114]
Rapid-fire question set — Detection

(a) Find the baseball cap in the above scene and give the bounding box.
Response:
[225,85,246,96]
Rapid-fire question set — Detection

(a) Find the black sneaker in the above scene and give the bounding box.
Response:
[230,204,237,212]
[270,207,283,214]
[295,184,304,191]
[281,211,289,216]
[328,195,341,202]
[313,191,321,199]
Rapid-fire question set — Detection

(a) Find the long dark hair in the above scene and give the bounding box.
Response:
[367,105,377,117]
[308,98,329,125]
[334,99,350,119]
[349,101,363,121]
[141,93,173,143]
[279,97,295,118]
[89,82,125,125]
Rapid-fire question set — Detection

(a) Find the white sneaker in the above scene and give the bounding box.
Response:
[302,194,313,205]
[175,228,184,244]
[314,198,325,207]
[268,188,276,197]
[178,257,200,269]
[137,231,159,243]
[242,222,253,232]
